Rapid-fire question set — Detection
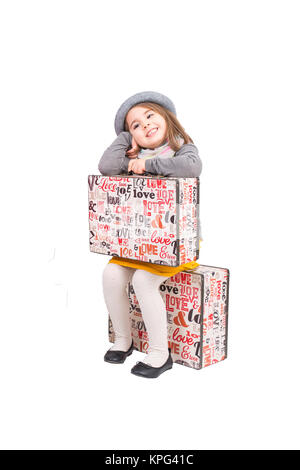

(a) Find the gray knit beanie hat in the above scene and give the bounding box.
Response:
[114,91,176,135]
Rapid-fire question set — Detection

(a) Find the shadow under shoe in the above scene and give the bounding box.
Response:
[104,341,134,364]
[131,349,173,378]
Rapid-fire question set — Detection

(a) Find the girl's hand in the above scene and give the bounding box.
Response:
[126,136,140,158]
[128,158,146,174]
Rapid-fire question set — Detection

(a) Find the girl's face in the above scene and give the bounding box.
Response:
[126,106,167,149]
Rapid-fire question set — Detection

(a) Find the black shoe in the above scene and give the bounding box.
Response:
[131,350,173,378]
[104,341,134,364]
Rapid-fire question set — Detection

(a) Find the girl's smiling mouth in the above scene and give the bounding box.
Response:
[146,127,158,137]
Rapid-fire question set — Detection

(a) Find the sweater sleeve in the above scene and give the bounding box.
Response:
[144,143,202,178]
[98,131,132,176]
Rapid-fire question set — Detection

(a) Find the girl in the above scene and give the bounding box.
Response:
[98,91,202,378]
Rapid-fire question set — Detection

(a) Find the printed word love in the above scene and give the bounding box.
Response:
[172,328,194,345]
[97,179,117,193]
[165,294,189,312]
[133,189,155,199]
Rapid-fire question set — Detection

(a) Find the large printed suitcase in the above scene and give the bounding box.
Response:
[108,264,230,370]
[88,175,200,266]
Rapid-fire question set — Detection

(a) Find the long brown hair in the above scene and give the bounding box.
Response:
[125,102,193,152]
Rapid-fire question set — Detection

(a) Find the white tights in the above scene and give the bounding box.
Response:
[102,263,169,367]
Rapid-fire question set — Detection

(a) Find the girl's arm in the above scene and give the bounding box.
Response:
[144,143,202,178]
[98,132,132,175]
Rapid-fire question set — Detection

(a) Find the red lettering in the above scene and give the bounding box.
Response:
[150,230,171,245]
[97,178,117,192]
[172,328,194,345]
[138,244,158,256]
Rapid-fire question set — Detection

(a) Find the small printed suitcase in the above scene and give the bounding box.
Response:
[109,264,230,370]
[88,174,200,266]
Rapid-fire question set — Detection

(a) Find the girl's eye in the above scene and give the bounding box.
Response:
[132,113,153,130]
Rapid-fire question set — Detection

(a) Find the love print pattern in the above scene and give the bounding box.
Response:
[88,175,200,266]
[108,265,230,370]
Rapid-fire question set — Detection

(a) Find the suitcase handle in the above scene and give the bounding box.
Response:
[128,171,165,178]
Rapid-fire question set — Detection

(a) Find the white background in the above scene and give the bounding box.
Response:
[0,0,299,450]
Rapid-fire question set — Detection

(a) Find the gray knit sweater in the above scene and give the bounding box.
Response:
[98,132,202,178]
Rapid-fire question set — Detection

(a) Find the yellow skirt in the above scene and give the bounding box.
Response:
[108,240,201,277]
[108,257,199,277]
